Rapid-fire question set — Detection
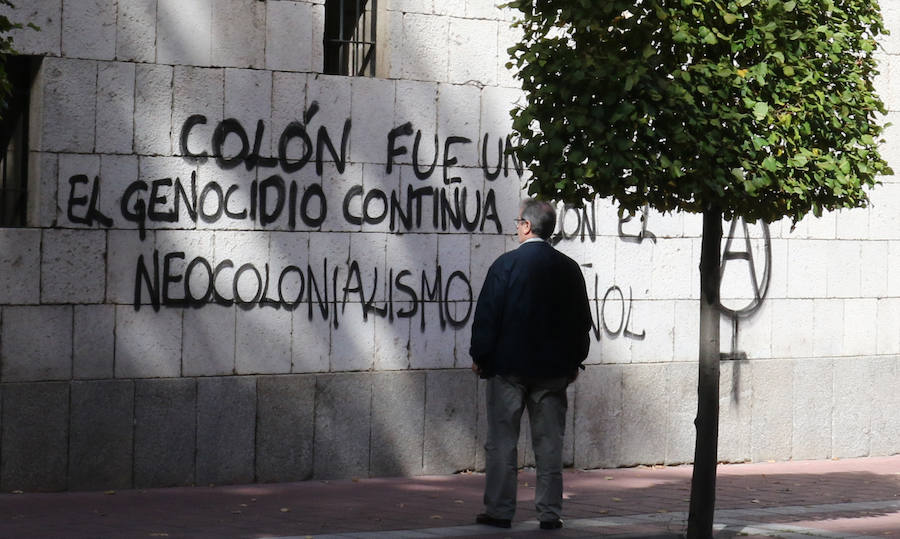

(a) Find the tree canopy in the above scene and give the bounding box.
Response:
[507,0,892,223]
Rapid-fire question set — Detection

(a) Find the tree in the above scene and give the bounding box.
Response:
[505,0,891,536]
[0,0,37,115]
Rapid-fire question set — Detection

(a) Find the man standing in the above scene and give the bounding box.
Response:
[470,198,592,530]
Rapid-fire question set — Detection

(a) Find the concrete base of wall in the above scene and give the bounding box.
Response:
[2,357,899,492]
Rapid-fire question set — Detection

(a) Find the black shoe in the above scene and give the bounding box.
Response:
[539,519,563,530]
[476,513,512,528]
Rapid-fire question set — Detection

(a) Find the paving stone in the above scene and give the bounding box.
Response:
[370,371,425,477]
[423,369,476,474]
[314,373,372,479]
[134,378,197,488]
[68,380,134,490]
[1,382,69,491]
[256,375,315,482]
[196,377,256,485]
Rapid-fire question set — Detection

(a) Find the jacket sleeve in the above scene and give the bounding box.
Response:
[469,261,503,373]
[573,261,593,365]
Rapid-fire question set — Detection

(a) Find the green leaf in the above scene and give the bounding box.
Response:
[752,102,769,120]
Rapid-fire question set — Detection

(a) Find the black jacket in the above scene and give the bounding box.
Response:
[470,240,592,379]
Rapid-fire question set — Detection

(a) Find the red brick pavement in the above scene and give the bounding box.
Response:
[1,456,899,538]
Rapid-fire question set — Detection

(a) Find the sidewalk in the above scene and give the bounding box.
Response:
[2,456,899,538]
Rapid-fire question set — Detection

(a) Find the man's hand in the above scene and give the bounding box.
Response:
[471,363,483,376]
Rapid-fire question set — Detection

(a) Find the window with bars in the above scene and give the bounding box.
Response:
[324,0,378,77]
[0,55,36,227]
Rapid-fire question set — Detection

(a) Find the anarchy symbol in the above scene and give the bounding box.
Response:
[717,218,771,319]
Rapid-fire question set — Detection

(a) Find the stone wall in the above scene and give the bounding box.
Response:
[1,0,899,492]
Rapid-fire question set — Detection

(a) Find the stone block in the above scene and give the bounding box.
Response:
[574,364,623,469]
[256,375,315,482]
[374,307,410,370]
[401,13,449,82]
[1,306,72,382]
[812,299,844,357]
[293,311,331,373]
[410,318,456,370]
[825,242,861,298]
[832,357,873,458]
[212,0,265,68]
[618,364,668,465]
[433,0,466,16]
[98,155,138,227]
[40,229,106,303]
[314,373,372,479]
[172,66,224,160]
[224,68,272,157]
[861,242,888,298]
[786,240,828,298]
[266,1,314,72]
[842,299,878,357]
[95,62,135,154]
[106,229,152,304]
[672,301,699,362]
[869,356,900,456]
[306,74,352,162]
[718,360,751,463]
[390,0,433,13]
[68,380,134,490]
[448,18,498,86]
[651,239,693,300]
[370,371,426,477]
[331,302,375,371]
[114,306,182,378]
[792,358,832,460]
[1,0,61,56]
[320,163,362,232]
[117,0,156,62]
[196,377,256,485]
[423,370,476,474]
[38,57,96,153]
[394,81,438,166]
[271,71,307,146]
[1,382,69,491]
[183,305,235,376]
[134,378,197,488]
[750,360,793,462]
[630,300,674,363]
[157,0,212,66]
[61,0,115,60]
[835,206,869,240]
[26,152,59,228]
[235,308,292,374]
[57,152,100,228]
[350,77,395,165]
[0,228,40,303]
[497,17,523,89]
[74,305,115,379]
[890,242,900,298]
[771,299,814,359]
[134,64,174,156]
[665,362,698,464]
[877,299,900,355]
[349,227,387,298]
[437,83,480,168]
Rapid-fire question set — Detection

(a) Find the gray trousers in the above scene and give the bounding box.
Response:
[483,374,568,522]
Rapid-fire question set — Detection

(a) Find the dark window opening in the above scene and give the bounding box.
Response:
[324,0,377,77]
[0,55,37,227]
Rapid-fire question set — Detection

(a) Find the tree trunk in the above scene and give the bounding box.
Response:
[686,207,722,539]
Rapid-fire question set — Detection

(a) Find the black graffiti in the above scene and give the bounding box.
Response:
[386,122,524,183]
[67,175,113,227]
[120,173,327,240]
[342,184,502,233]
[586,275,646,341]
[550,202,597,245]
[180,103,350,175]
[133,251,473,330]
[618,204,657,244]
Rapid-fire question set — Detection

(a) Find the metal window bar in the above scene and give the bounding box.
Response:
[325,0,377,76]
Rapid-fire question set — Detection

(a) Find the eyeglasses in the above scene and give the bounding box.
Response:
[513,218,528,227]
